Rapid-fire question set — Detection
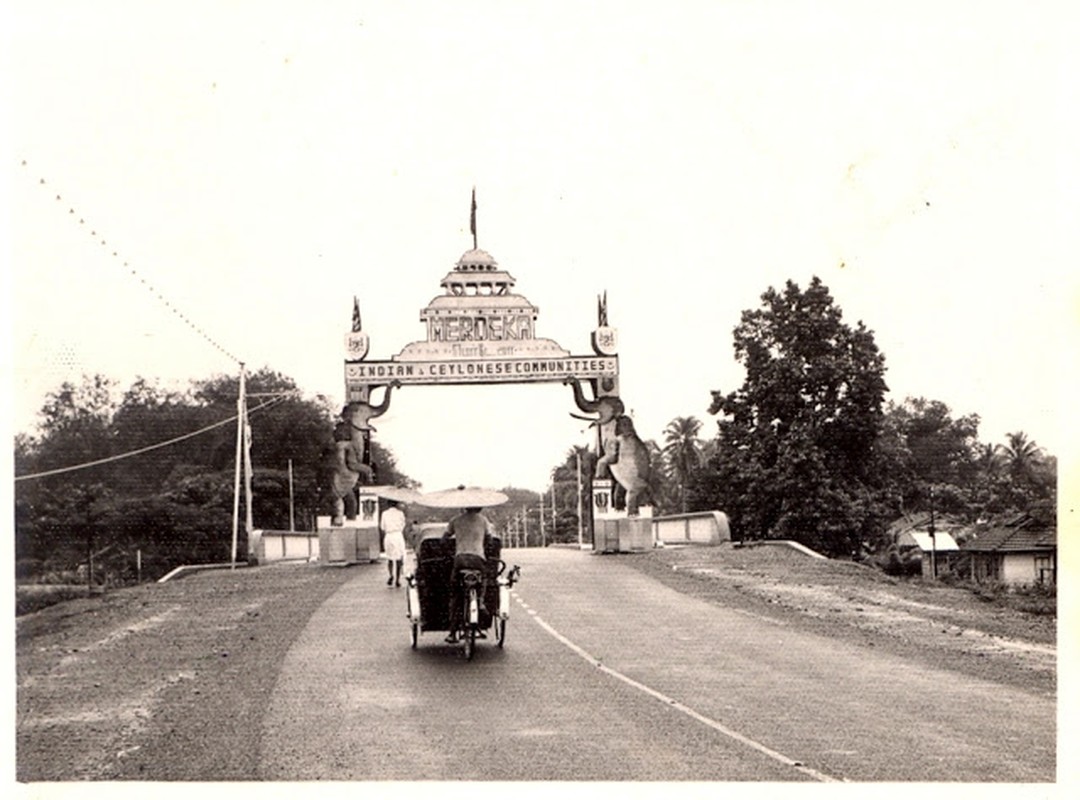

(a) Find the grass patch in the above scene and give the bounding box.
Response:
[965,579,1056,616]
[16,584,101,616]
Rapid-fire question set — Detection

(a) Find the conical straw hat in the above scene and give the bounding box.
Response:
[366,485,422,504]
[416,485,509,508]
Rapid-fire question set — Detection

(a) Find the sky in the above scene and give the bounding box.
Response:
[5,0,1078,495]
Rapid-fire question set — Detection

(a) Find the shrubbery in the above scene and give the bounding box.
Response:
[15,584,100,616]
[970,579,1056,616]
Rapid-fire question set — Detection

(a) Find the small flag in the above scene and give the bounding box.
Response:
[351,296,362,332]
[470,187,477,247]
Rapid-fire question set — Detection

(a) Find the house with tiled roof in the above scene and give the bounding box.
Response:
[961,515,1056,586]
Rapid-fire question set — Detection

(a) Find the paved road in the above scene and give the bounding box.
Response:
[258,547,1055,782]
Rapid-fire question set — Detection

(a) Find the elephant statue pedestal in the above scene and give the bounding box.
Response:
[591,479,653,553]
[317,488,382,564]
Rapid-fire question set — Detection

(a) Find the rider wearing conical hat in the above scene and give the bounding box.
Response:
[442,501,496,643]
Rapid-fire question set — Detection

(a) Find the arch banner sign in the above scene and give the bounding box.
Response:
[346,355,616,386]
[345,246,618,400]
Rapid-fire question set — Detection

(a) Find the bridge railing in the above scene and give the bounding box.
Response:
[651,511,731,546]
[249,529,319,564]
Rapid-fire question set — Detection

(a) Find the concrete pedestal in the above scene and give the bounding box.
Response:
[591,479,652,553]
[594,516,652,553]
[316,514,381,564]
[318,524,359,564]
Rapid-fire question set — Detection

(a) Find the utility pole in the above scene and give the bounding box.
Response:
[576,450,584,549]
[231,364,246,570]
[86,528,94,597]
[928,485,937,579]
[288,458,295,531]
[550,484,557,544]
[522,508,529,548]
[243,398,254,541]
[539,493,546,548]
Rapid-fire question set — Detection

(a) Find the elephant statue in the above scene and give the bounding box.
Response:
[343,379,401,434]
[564,377,650,514]
[328,421,372,525]
[327,381,400,525]
[564,376,624,478]
[564,375,624,426]
[598,415,652,516]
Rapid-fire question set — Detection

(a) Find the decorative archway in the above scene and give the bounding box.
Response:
[326,202,651,554]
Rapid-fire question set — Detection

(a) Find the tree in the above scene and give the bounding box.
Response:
[999,431,1055,513]
[15,370,417,581]
[643,438,675,515]
[694,277,888,556]
[25,375,119,482]
[662,416,703,513]
[1002,431,1042,484]
[976,443,1005,478]
[547,445,595,544]
[878,397,981,519]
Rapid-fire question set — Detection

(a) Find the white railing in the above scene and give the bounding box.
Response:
[652,511,731,546]
[249,529,319,564]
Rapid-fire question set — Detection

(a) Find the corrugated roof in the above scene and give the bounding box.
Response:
[898,531,960,552]
[962,527,1056,552]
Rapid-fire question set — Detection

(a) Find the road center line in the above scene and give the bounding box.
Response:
[523,604,839,783]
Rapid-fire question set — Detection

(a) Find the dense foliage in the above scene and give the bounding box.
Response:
[688,277,889,556]
[676,278,1056,556]
[544,276,1057,559]
[14,369,410,582]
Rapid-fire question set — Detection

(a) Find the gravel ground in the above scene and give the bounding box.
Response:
[624,543,1056,697]
[16,561,354,781]
[15,545,1056,782]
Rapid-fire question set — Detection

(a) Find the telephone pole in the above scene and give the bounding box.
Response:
[550,484,557,544]
[576,450,584,549]
[231,364,246,569]
[539,493,546,548]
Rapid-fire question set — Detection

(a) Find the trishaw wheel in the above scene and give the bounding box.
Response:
[463,626,476,661]
[496,618,507,648]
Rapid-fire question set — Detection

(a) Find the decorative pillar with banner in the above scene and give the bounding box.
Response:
[591,478,621,553]
[355,487,382,562]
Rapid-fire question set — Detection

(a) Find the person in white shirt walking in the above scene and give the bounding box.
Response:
[380,499,407,587]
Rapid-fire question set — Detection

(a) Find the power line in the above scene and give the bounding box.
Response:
[20,159,243,365]
[14,397,286,482]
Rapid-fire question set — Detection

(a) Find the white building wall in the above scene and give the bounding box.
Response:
[1001,553,1037,585]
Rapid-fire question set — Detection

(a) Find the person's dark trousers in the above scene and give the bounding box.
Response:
[447,553,488,633]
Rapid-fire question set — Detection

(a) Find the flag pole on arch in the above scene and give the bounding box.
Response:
[470,187,477,250]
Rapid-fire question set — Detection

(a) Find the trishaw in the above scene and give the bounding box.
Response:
[404,487,521,660]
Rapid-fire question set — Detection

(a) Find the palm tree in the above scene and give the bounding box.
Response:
[976,442,1005,478]
[1003,431,1042,484]
[662,416,703,513]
